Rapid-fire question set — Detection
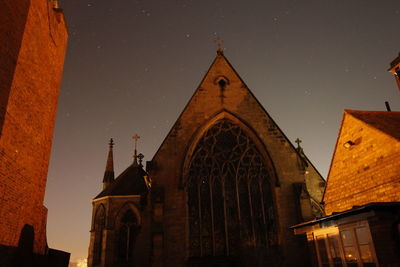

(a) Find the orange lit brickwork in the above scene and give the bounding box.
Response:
[0,0,68,254]
[323,110,400,215]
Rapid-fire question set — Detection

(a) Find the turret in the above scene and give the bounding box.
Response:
[102,138,115,189]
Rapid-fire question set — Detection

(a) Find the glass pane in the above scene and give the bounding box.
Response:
[225,170,240,255]
[328,235,343,266]
[316,236,329,266]
[200,179,212,256]
[359,244,373,263]
[212,179,225,255]
[341,230,353,246]
[239,179,252,243]
[355,227,369,245]
[187,119,274,257]
[343,246,358,265]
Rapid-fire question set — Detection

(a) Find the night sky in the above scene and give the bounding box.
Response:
[44,0,400,264]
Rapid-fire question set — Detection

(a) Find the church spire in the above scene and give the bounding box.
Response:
[102,138,115,189]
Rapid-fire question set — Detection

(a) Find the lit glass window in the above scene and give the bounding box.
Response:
[340,230,358,267]
[327,234,343,267]
[355,227,375,267]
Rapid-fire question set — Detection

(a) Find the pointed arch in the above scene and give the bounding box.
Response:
[93,204,106,264]
[114,202,142,227]
[182,110,279,187]
[113,202,141,265]
[183,111,278,258]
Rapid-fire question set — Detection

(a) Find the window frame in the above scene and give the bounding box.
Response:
[313,221,378,267]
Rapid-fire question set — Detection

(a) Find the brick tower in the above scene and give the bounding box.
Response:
[0,0,69,265]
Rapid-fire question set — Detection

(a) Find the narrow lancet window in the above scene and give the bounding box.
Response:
[116,209,139,263]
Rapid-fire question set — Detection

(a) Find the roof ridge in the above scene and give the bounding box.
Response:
[344,109,400,114]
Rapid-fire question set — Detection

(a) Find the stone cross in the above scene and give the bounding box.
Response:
[215,38,223,50]
[132,134,140,150]
[295,138,302,148]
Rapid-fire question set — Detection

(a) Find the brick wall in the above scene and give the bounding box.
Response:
[323,111,400,215]
[0,0,68,254]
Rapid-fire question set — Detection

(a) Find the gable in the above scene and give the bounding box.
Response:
[150,52,324,205]
[323,110,400,214]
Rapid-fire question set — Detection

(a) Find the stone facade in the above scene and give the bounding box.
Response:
[88,51,326,266]
[87,141,152,267]
[0,0,69,265]
[88,195,153,267]
[146,51,325,266]
[323,110,400,215]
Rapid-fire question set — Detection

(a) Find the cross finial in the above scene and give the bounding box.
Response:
[132,134,140,150]
[109,138,114,148]
[215,37,224,55]
[295,138,302,148]
[132,134,140,165]
[138,153,144,167]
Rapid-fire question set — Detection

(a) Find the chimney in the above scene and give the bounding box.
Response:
[385,101,391,112]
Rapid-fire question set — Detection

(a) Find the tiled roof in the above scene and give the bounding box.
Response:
[345,110,400,141]
[95,164,149,199]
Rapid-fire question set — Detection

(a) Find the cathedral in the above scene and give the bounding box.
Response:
[87,49,326,267]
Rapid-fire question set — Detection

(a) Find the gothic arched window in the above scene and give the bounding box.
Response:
[93,205,105,264]
[116,209,139,263]
[187,119,275,257]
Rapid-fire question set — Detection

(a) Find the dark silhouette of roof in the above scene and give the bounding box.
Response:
[345,110,400,141]
[95,163,149,199]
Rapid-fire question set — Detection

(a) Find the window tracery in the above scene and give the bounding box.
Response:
[187,119,276,257]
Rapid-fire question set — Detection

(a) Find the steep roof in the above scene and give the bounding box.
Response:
[322,109,400,214]
[95,163,149,199]
[345,110,400,141]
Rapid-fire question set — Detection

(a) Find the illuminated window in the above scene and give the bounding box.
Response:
[327,234,343,267]
[355,227,375,267]
[187,119,275,257]
[340,230,358,267]
[313,224,377,267]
